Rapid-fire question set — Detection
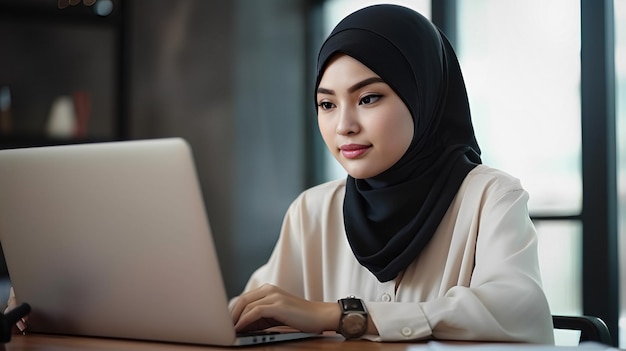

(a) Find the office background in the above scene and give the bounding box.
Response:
[0,0,624,347]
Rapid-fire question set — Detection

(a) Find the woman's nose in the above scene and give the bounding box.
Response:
[336,108,360,135]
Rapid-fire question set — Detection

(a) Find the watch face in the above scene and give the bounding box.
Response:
[341,312,367,338]
[339,297,368,339]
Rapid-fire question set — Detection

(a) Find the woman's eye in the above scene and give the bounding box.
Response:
[318,101,335,111]
[359,94,382,105]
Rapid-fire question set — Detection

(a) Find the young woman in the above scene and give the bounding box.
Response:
[230,4,554,344]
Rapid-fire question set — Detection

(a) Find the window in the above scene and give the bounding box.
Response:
[456,0,583,317]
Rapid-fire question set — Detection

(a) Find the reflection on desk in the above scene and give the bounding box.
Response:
[4,334,621,351]
[5,333,414,351]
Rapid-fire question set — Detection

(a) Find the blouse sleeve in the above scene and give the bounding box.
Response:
[366,184,555,344]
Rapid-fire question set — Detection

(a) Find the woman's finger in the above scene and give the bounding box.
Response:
[4,287,28,333]
[235,293,283,330]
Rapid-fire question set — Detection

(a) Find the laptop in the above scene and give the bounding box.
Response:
[0,138,317,346]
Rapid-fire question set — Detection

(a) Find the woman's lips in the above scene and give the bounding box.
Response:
[340,144,371,159]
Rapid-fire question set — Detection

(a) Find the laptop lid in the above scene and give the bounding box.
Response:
[0,138,313,346]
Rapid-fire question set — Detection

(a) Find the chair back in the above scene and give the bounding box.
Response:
[552,315,612,346]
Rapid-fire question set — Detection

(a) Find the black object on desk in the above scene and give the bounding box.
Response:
[0,303,30,343]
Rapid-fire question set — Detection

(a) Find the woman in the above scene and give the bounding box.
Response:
[230,4,554,344]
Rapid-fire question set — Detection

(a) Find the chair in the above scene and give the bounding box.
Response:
[552,315,612,345]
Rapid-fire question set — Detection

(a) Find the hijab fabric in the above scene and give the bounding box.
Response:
[315,5,482,282]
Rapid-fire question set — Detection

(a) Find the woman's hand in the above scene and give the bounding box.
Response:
[4,287,28,333]
[230,284,340,334]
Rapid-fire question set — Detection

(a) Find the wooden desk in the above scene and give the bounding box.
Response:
[5,334,615,351]
[3,333,427,351]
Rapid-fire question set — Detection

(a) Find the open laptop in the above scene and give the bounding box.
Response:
[0,138,317,346]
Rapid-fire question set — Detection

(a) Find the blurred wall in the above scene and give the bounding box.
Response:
[129,0,310,297]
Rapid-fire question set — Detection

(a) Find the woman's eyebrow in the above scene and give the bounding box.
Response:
[348,77,384,93]
[317,87,334,95]
[316,76,385,95]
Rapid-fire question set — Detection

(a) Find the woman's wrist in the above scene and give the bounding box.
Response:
[318,301,342,332]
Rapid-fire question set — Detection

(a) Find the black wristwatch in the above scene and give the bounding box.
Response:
[337,296,368,339]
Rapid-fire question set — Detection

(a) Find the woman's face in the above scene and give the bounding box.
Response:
[317,54,414,179]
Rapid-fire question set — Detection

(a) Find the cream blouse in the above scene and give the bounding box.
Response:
[239,165,555,344]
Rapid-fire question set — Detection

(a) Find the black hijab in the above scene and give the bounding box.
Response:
[315,5,481,282]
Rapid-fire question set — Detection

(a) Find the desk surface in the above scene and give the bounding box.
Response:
[4,333,618,351]
[4,333,426,351]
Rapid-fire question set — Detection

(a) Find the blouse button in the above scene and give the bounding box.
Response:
[381,293,391,302]
[401,327,412,337]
